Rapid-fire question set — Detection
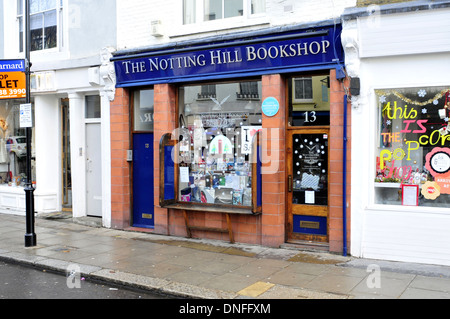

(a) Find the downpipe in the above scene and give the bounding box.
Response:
[343,95,348,257]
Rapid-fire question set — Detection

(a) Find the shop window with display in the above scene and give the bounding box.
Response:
[375,86,450,207]
[160,80,262,213]
[0,99,35,186]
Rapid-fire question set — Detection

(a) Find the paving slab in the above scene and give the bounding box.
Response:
[1,213,450,299]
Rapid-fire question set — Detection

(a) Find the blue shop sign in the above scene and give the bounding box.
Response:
[113,25,343,87]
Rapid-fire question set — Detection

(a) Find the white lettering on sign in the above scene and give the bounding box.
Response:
[121,40,331,75]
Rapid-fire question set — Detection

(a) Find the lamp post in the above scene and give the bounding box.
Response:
[24,0,36,247]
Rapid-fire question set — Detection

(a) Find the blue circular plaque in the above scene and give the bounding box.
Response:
[261,97,279,117]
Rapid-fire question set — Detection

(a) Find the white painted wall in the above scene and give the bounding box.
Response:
[344,7,450,266]
[34,95,60,213]
[116,0,355,50]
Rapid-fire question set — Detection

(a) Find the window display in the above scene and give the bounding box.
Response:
[375,86,450,207]
[177,80,262,207]
[0,99,35,186]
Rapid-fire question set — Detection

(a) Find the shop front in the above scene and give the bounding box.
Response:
[111,22,351,252]
[342,3,450,265]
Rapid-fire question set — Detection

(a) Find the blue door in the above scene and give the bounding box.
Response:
[132,133,154,228]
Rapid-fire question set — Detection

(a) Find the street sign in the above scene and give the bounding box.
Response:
[0,60,26,100]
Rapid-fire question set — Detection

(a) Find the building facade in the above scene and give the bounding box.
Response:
[0,0,117,227]
[110,0,354,253]
[342,0,450,265]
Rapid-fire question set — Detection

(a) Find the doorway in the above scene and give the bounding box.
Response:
[61,99,72,212]
[132,133,154,228]
[85,122,102,217]
[131,88,155,228]
[287,129,329,243]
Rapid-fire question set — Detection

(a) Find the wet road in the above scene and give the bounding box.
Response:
[0,260,171,299]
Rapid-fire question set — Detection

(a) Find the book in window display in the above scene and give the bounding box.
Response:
[176,81,262,208]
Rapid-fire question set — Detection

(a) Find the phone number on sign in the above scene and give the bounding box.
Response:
[0,88,26,98]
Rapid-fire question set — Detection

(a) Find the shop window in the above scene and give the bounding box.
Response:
[161,80,262,211]
[375,86,450,207]
[288,75,330,126]
[17,0,61,52]
[133,89,154,132]
[0,99,35,185]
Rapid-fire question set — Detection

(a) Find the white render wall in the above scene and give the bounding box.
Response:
[116,0,355,50]
[343,7,450,266]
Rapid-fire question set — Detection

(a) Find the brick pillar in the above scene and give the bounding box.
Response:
[153,83,177,235]
[261,74,286,247]
[328,69,351,253]
[110,88,131,229]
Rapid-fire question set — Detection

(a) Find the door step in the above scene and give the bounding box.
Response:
[281,240,329,252]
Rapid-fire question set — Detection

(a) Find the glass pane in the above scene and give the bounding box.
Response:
[375,86,450,207]
[19,16,24,52]
[30,0,56,13]
[178,80,262,206]
[44,10,57,49]
[134,89,154,131]
[183,0,196,24]
[292,134,328,206]
[204,0,222,21]
[44,25,57,49]
[17,0,23,15]
[289,75,330,126]
[224,0,243,18]
[0,99,35,184]
[251,0,265,14]
[30,13,43,30]
[44,9,56,27]
[85,96,101,119]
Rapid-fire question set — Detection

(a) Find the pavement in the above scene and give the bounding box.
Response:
[0,212,450,299]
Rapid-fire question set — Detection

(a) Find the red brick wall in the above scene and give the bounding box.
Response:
[110,88,131,229]
[261,74,286,247]
[153,84,177,235]
[328,69,351,253]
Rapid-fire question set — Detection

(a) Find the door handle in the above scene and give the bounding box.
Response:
[288,175,292,192]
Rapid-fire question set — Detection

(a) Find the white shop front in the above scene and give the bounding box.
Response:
[342,3,450,266]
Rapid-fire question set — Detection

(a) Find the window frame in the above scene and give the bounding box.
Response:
[17,0,63,53]
[373,85,450,208]
[292,77,314,104]
[182,0,265,25]
[159,79,263,213]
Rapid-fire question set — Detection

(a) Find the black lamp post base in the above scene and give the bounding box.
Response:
[25,233,37,247]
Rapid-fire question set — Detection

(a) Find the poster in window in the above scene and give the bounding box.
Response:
[401,184,419,206]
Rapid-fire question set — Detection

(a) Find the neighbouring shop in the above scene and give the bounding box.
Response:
[0,59,36,215]
[111,22,351,252]
[342,2,450,265]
